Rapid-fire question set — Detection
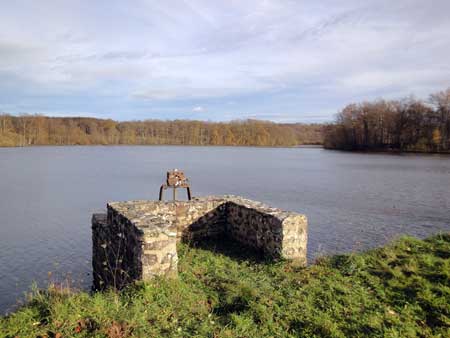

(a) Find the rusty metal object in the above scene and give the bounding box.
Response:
[159,169,192,201]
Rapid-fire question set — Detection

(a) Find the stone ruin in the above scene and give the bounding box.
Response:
[92,196,308,290]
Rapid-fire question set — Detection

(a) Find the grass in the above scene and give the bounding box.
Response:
[1,234,449,338]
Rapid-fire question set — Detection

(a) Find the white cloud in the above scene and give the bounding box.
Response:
[192,106,205,112]
[0,0,449,121]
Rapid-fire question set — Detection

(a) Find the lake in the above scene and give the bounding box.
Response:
[0,146,449,314]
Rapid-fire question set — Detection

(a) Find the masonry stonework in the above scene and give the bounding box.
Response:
[92,196,307,290]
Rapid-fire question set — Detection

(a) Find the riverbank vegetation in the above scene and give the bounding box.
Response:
[1,234,449,337]
[0,116,322,147]
[324,88,450,153]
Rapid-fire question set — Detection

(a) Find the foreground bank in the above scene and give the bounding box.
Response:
[1,234,449,337]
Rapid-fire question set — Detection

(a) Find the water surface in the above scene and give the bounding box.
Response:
[0,146,449,313]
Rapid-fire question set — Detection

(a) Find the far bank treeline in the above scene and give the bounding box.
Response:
[0,116,323,147]
[324,88,450,153]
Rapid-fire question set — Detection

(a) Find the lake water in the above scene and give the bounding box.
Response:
[0,146,449,313]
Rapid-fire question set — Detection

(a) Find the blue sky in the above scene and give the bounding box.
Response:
[0,0,449,122]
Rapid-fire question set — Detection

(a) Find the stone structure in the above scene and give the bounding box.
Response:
[92,196,307,290]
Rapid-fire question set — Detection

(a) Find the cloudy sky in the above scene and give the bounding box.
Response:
[0,0,449,122]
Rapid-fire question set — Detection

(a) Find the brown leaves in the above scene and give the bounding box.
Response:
[73,318,98,334]
[74,318,130,338]
[106,321,129,338]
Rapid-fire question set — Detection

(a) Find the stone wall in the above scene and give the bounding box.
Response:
[92,212,144,290]
[92,196,307,290]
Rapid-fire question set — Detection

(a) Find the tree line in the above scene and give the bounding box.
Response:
[323,88,450,153]
[0,115,323,147]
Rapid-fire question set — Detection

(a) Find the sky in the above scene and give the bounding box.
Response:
[0,0,449,123]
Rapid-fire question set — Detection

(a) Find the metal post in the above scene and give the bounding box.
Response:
[186,187,191,200]
[159,185,164,201]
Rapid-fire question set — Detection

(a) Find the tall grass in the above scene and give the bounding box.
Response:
[1,234,449,337]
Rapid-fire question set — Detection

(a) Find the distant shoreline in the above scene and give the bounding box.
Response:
[0,143,324,149]
[2,144,450,155]
[0,116,324,147]
[324,147,450,155]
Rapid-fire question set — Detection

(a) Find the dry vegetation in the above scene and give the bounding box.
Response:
[324,88,450,153]
[3,88,450,152]
[0,117,322,147]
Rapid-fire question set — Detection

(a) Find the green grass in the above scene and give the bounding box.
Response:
[1,234,449,338]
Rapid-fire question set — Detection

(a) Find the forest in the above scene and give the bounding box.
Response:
[323,88,450,153]
[3,87,449,151]
[0,115,323,147]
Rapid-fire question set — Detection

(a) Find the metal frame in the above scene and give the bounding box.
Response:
[158,170,192,201]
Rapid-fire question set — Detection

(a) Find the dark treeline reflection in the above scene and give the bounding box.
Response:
[324,88,450,153]
[0,117,322,147]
